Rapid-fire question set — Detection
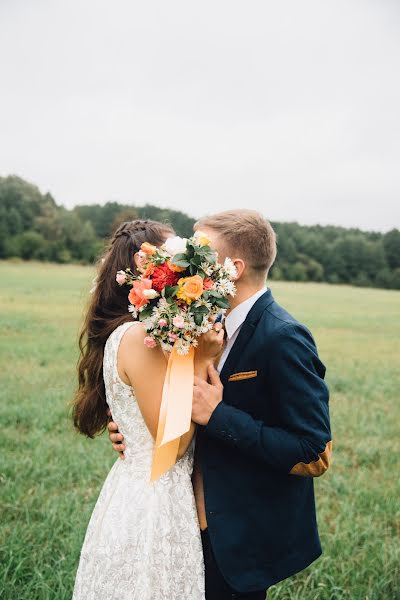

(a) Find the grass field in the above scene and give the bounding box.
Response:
[0,260,399,600]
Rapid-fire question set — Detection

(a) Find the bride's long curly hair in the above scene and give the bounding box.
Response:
[72,219,174,437]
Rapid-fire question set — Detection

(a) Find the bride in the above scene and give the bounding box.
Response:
[71,219,223,600]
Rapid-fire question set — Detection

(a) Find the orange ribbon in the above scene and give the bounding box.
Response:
[150,343,195,481]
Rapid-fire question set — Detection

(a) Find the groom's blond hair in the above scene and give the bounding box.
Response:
[194,209,277,278]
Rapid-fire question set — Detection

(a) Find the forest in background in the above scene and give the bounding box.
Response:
[1,175,399,289]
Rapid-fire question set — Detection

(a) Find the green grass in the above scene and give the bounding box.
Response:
[0,261,399,600]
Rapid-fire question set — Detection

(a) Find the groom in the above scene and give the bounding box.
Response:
[108,210,332,599]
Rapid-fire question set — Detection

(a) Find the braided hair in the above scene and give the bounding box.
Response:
[72,219,174,437]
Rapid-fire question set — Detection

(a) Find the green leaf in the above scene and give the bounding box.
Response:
[192,304,209,315]
[171,253,187,263]
[214,297,230,309]
[194,313,204,326]
[190,255,202,266]
[164,285,179,298]
[193,245,208,255]
[190,305,209,326]
[138,306,153,320]
[205,253,217,264]
[171,258,190,268]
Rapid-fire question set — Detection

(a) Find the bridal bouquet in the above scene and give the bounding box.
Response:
[116,231,237,355]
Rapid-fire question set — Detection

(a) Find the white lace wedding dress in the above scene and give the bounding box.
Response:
[73,322,205,600]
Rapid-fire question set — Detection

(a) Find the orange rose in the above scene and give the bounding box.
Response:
[141,242,157,255]
[176,275,204,304]
[142,262,156,278]
[167,259,186,273]
[128,278,152,309]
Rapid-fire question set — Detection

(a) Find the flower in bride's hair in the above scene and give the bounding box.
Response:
[144,336,157,348]
[172,315,185,328]
[128,278,153,309]
[176,275,204,304]
[141,242,157,255]
[163,236,187,256]
[116,270,127,285]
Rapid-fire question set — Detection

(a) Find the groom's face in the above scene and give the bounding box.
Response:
[196,227,247,285]
[198,227,228,264]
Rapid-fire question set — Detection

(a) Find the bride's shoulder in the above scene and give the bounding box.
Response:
[106,321,143,348]
[119,322,162,360]
[120,321,145,342]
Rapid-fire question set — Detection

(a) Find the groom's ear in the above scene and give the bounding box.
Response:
[232,258,246,280]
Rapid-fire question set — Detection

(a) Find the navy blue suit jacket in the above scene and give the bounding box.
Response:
[197,288,331,592]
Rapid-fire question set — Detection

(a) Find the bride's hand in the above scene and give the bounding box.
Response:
[195,322,225,365]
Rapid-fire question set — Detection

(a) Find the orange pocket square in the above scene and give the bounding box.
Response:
[228,370,258,382]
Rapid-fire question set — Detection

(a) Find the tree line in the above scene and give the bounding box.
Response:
[1,175,399,289]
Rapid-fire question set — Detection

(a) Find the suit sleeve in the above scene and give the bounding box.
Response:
[204,323,332,476]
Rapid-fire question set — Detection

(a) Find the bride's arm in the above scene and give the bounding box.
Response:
[119,325,169,440]
[119,324,224,446]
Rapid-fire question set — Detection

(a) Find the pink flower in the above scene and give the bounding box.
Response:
[203,277,214,290]
[158,318,168,327]
[116,271,126,284]
[173,315,185,328]
[128,278,152,309]
[169,333,178,340]
[144,336,157,348]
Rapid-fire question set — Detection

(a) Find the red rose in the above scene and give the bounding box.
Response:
[151,263,180,292]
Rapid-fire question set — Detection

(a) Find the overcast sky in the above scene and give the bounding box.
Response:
[1,1,399,231]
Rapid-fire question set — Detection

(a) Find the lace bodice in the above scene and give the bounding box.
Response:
[103,321,195,480]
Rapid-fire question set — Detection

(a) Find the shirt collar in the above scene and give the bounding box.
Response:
[224,287,267,340]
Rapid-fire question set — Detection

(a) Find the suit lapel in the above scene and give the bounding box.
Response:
[220,289,274,385]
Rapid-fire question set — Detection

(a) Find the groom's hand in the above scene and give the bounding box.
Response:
[107,409,125,460]
[192,364,223,426]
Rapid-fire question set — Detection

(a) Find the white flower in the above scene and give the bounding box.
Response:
[143,288,159,300]
[161,341,173,353]
[163,236,187,256]
[177,339,191,355]
[128,304,138,319]
[141,316,156,329]
[223,257,238,279]
[193,298,212,309]
[216,279,236,296]
[156,297,168,310]
[200,261,214,276]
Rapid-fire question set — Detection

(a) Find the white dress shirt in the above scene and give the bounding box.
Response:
[217,287,268,373]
